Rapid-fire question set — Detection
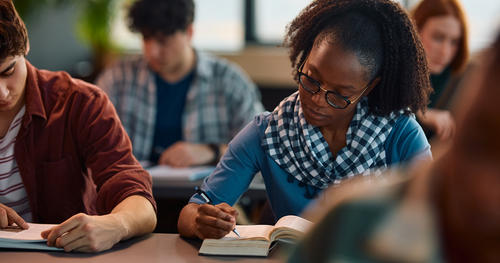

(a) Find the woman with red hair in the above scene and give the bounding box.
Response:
[413,0,470,142]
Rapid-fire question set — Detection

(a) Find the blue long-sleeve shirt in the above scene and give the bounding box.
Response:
[190,113,431,219]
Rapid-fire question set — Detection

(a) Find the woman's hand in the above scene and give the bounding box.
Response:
[41,213,126,253]
[178,202,238,239]
[419,109,456,141]
[0,203,29,229]
[194,203,238,239]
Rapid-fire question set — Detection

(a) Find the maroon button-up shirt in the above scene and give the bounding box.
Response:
[14,62,156,223]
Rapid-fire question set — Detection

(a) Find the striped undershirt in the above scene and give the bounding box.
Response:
[0,105,32,221]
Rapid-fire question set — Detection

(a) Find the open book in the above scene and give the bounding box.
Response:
[0,223,62,251]
[199,215,312,257]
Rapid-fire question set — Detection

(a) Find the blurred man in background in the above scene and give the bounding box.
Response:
[97,0,264,167]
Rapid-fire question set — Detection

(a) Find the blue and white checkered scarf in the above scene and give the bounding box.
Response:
[262,92,401,189]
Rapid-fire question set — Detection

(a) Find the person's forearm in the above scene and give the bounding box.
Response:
[219,144,228,156]
[178,203,200,238]
[110,195,157,240]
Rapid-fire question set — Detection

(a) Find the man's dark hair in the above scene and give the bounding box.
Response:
[128,0,195,38]
[285,0,431,116]
[0,0,28,60]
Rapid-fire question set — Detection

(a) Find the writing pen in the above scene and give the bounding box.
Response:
[194,186,241,237]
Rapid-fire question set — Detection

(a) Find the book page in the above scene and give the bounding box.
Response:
[223,225,274,241]
[199,238,271,257]
[0,223,57,242]
[270,215,312,241]
[275,215,312,232]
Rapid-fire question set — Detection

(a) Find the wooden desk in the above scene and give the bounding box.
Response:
[0,234,284,263]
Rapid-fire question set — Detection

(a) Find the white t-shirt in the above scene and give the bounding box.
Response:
[0,106,32,221]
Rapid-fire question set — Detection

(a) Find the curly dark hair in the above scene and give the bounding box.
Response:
[128,0,195,38]
[284,0,431,116]
[0,0,28,61]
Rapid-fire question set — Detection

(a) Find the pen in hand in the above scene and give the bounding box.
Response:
[194,186,241,237]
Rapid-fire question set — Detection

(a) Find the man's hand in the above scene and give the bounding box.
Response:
[41,213,126,253]
[41,195,156,253]
[192,203,238,239]
[158,142,215,167]
[0,203,29,229]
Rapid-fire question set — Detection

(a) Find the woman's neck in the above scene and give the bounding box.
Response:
[320,110,355,156]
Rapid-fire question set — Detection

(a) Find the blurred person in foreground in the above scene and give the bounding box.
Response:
[96,0,264,167]
[413,0,469,142]
[288,31,500,263]
[0,0,156,252]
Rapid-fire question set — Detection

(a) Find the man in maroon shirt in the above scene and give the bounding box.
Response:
[0,0,157,252]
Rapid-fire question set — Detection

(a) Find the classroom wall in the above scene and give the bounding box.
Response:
[21,3,296,111]
[218,46,297,111]
[22,3,93,78]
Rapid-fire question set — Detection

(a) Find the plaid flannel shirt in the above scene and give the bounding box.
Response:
[96,50,264,161]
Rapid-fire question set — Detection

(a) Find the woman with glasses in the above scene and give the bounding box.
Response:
[178,0,432,240]
[288,30,500,263]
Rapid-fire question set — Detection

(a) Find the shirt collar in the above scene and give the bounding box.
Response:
[193,50,215,81]
[24,61,47,123]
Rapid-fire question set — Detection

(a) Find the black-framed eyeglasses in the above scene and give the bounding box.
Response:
[297,61,371,109]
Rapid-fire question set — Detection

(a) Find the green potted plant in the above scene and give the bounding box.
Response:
[15,0,120,77]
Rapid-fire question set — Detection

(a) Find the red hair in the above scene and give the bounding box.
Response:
[412,0,469,73]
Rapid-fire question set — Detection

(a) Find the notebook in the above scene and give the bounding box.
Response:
[0,223,62,251]
[199,215,312,257]
[147,165,215,181]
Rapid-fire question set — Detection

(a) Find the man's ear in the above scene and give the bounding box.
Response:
[364,77,381,96]
[186,24,194,42]
[25,39,30,56]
